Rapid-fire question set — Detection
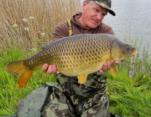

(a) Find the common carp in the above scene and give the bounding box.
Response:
[7,34,137,88]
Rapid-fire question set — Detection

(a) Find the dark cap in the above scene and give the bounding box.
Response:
[91,0,115,16]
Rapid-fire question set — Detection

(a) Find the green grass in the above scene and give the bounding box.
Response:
[107,63,151,117]
[0,49,151,117]
[0,49,56,116]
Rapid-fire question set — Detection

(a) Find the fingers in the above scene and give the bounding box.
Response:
[99,69,104,74]
[42,64,49,72]
[99,60,114,74]
[47,64,58,73]
[42,64,58,74]
[102,61,113,71]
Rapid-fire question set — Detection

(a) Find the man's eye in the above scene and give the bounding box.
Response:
[93,8,100,13]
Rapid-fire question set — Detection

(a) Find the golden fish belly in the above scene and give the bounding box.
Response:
[51,53,111,76]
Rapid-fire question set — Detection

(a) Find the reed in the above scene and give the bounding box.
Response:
[0,0,80,52]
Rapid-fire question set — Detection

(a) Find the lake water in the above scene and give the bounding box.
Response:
[104,0,151,54]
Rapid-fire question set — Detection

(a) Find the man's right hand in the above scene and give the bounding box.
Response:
[42,64,58,73]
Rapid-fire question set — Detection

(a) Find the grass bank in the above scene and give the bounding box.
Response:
[0,49,56,115]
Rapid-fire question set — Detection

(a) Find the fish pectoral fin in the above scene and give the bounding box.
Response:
[108,64,118,76]
[17,70,33,88]
[77,74,88,84]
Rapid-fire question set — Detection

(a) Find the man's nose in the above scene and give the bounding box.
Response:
[96,13,102,20]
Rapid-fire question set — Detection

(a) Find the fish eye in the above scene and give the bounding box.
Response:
[126,46,132,52]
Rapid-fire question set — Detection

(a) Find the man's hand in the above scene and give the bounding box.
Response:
[42,64,58,73]
[99,60,115,74]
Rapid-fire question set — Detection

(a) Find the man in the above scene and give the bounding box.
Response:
[42,0,116,117]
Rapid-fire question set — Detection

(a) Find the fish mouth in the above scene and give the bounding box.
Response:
[113,49,138,64]
[131,49,138,57]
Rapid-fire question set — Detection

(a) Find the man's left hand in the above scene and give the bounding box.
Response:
[99,60,114,74]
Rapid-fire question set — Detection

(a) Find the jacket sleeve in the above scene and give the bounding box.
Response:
[53,22,69,39]
[101,23,115,35]
[105,27,115,35]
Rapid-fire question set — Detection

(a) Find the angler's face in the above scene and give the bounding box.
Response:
[82,1,107,28]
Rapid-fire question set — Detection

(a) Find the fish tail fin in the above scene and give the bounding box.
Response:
[7,61,33,88]
[17,70,33,88]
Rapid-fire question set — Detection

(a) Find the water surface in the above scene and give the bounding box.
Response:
[104,0,151,54]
